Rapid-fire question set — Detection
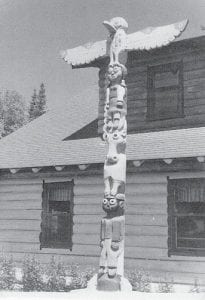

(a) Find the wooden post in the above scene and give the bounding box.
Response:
[97,17,128,291]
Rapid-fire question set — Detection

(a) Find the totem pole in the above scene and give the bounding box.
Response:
[97,17,128,291]
[61,16,188,292]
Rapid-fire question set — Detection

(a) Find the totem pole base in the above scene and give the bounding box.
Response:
[87,274,132,292]
[97,273,121,291]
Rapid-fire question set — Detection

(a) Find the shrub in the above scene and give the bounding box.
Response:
[157,276,174,293]
[0,255,16,290]
[127,268,151,292]
[68,263,87,290]
[22,255,45,291]
[46,256,68,292]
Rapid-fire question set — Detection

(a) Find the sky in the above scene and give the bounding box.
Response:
[0,0,204,111]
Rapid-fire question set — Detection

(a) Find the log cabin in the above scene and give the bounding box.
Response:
[1,28,205,288]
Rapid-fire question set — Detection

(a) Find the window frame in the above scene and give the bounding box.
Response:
[168,177,205,257]
[40,180,74,250]
[147,61,184,121]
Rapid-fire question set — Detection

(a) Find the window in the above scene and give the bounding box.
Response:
[147,61,184,120]
[168,178,205,256]
[40,180,74,250]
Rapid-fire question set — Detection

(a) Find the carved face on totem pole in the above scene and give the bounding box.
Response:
[102,194,125,216]
[107,64,127,84]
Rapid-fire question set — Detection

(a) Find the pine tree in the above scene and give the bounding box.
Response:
[28,84,47,121]
[28,89,38,121]
[38,83,47,116]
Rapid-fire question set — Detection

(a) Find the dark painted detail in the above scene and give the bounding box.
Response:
[64,118,99,140]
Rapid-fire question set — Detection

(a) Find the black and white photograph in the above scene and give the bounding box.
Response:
[0,1,204,299]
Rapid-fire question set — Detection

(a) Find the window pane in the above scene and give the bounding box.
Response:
[174,179,205,202]
[154,89,179,118]
[48,182,72,201]
[47,212,70,243]
[176,202,205,214]
[177,216,205,238]
[155,70,179,88]
[177,238,205,249]
[49,201,70,213]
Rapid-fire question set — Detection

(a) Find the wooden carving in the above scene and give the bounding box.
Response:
[62,18,188,67]
[61,16,189,292]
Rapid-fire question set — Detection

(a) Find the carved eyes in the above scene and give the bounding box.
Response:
[109,198,117,205]
[103,199,108,205]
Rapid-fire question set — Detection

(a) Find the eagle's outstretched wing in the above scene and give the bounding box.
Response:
[126,19,188,51]
[61,39,107,67]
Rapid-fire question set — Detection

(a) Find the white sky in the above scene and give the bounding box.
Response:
[0,0,204,110]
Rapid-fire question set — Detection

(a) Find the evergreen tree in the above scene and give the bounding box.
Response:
[38,83,47,116]
[28,83,47,121]
[28,89,38,121]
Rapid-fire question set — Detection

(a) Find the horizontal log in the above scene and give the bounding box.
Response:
[72,244,100,256]
[185,105,205,116]
[184,68,205,81]
[184,77,205,87]
[185,98,205,108]
[0,185,42,193]
[127,173,167,184]
[125,256,205,275]
[74,185,104,196]
[0,192,41,201]
[0,200,41,210]
[127,183,167,194]
[0,210,41,220]
[0,219,40,231]
[125,235,167,248]
[75,195,102,205]
[73,223,100,235]
[73,234,98,245]
[0,179,42,186]
[185,90,205,99]
[126,193,167,204]
[75,175,103,185]
[126,224,167,236]
[74,204,102,215]
[126,215,167,227]
[73,214,102,224]
[125,246,167,260]
[126,203,167,215]
[127,99,147,108]
[0,230,40,243]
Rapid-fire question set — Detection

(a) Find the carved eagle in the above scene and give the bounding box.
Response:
[61,19,188,67]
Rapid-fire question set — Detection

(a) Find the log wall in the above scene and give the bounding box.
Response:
[1,170,205,285]
[98,37,205,134]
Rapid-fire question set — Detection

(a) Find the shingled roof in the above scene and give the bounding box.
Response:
[0,106,205,170]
